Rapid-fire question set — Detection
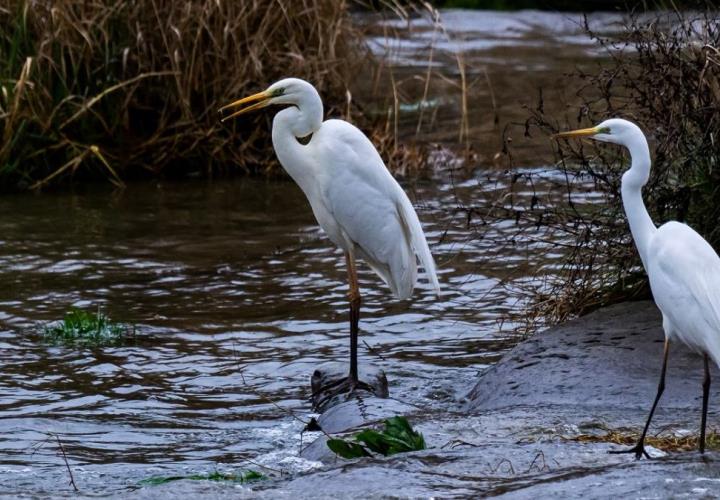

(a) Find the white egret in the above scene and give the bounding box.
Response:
[220,78,440,397]
[554,118,720,458]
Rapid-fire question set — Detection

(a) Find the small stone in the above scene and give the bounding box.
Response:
[310,362,389,412]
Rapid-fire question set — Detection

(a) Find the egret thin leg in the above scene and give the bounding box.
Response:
[610,339,670,459]
[700,353,711,454]
[345,252,361,385]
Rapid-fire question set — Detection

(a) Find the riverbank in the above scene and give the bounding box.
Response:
[1,5,625,190]
[0,0,370,190]
[249,300,720,498]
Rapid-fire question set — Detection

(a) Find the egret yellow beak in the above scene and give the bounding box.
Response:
[219,90,272,122]
[551,126,600,140]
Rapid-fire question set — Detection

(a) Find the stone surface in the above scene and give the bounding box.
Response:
[310,362,389,412]
[300,396,416,462]
[466,300,720,412]
[252,301,720,498]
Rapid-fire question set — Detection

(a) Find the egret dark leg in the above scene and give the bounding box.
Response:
[700,353,711,454]
[345,251,361,386]
[310,256,372,411]
[611,339,670,460]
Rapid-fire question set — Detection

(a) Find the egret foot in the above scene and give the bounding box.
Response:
[311,362,389,412]
[609,441,651,460]
[609,339,669,461]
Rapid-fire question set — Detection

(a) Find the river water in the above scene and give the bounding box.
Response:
[0,9,619,497]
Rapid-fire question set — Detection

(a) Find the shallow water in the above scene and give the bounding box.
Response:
[0,173,553,491]
[359,8,625,162]
[0,8,613,497]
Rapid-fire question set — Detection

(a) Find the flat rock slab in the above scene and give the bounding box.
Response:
[228,301,720,498]
[300,396,416,462]
[466,300,720,412]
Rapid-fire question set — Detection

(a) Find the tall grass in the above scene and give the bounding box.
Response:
[0,0,366,189]
[518,7,720,325]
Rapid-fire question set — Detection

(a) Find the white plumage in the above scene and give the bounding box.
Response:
[221,77,439,391]
[555,118,720,458]
[648,221,720,364]
[281,117,440,299]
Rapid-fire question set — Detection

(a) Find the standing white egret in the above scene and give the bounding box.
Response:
[554,118,720,459]
[220,78,440,396]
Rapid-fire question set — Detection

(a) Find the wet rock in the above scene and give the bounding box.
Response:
[465,300,720,412]
[261,301,720,498]
[310,362,389,412]
[302,362,411,462]
[301,396,416,462]
[263,444,720,499]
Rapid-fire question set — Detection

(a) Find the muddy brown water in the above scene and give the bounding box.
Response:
[0,9,621,497]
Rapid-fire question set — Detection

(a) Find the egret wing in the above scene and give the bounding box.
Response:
[648,221,720,364]
[311,119,438,299]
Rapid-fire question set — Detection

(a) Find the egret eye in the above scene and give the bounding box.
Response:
[598,126,611,134]
[272,88,285,97]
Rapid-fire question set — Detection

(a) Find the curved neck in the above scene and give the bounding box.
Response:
[271,102,322,193]
[620,134,656,266]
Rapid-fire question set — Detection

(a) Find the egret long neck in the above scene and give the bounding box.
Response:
[620,134,656,266]
[271,97,323,194]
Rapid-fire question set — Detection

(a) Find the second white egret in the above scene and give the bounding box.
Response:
[554,118,720,459]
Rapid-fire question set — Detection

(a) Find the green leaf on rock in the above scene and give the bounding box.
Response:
[326,416,425,459]
[327,438,372,459]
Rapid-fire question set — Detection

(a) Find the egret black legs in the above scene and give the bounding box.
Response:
[701,353,711,454]
[611,339,670,460]
[309,255,370,411]
[346,251,361,386]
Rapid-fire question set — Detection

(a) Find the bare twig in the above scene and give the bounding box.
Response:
[55,434,79,492]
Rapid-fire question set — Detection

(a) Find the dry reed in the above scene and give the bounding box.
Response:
[0,0,382,189]
[514,6,720,326]
[573,428,720,453]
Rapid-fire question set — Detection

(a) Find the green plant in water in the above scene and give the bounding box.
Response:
[139,470,266,486]
[43,308,135,346]
[327,416,426,459]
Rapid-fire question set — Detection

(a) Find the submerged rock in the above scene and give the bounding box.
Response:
[302,361,413,462]
[310,362,389,412]
[301,396,416,462]
[262,301,720,498]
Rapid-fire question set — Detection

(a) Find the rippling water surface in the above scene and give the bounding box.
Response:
[0,8,612,497]
[0,175,548,493]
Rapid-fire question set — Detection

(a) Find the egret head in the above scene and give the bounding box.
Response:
[552,118,644,147]
[219,78,317,122]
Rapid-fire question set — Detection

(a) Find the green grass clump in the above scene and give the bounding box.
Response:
[43,308,135,346]
[139,470,266,486]
[327,416,426,459]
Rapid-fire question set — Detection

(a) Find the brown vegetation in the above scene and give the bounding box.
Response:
[514,7,720,325]
[573,428,720,453]
[0,0,378,189]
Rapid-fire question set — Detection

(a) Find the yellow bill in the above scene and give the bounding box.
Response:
[551,126,600,140]
[219,90,272,122]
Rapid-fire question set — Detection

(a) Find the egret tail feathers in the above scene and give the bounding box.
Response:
[696,277,720,369]
[396,197,441,297]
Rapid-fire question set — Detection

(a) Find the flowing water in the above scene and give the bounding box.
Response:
[0,9,620,497]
